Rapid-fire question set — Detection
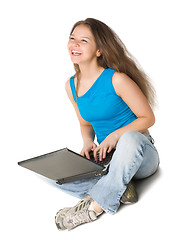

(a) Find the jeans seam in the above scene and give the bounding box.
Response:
[124,142,147,184]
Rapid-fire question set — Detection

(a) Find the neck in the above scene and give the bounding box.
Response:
[78,62,104,81]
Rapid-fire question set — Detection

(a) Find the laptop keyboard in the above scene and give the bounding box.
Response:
[88,148,115,166]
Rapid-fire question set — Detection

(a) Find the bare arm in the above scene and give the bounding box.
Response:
[65,79,97,158]
[94,72,155,160]
[112,72,155,137]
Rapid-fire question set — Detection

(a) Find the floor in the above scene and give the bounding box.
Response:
[1,1,176,239]
[2,157,176,240]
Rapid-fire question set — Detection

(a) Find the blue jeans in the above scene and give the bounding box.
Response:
[58,131,160,214]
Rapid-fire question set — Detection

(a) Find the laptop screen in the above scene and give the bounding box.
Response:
[18,148,104,181]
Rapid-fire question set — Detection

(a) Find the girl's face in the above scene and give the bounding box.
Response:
[67,25,101,65]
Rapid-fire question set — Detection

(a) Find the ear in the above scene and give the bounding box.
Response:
[96,49,102,57]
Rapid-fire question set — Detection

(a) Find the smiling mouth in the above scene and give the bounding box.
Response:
[72,50,82,56]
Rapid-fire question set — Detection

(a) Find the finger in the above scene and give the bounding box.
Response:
[103,148,107,159]
[80,151,84,156]
[85,151,90,159]
[99,148,103,161]
[107,145,112,153]
[91,144,97,151]
[94,148,99,160]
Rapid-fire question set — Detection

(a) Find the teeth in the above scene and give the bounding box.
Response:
[72,50,81,54]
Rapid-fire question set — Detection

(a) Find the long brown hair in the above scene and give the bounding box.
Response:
[70,18,156,107]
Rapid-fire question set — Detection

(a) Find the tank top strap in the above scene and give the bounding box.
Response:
[70,76,77,102]
[102,68,117,94]
[69,68,116,103]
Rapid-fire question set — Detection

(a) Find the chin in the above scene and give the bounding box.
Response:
[71,60,80,64]
[70,58,82,65]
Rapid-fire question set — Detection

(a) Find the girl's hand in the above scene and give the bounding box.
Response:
[80,141,97,159]
[94,132,119,161]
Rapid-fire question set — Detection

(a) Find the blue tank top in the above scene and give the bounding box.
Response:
[70,68,137,144]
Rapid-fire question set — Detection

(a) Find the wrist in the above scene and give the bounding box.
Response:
[111,131,120,142]
[83,138,94,146]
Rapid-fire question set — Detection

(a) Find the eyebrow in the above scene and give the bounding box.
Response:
[70,34,91,40]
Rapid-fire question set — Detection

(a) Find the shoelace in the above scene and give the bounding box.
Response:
[67,211,92,228]
[64,199,93,228]
[74,199,90,212]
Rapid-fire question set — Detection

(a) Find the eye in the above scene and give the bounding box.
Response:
[81,39,88,43]
[69,36,75,41]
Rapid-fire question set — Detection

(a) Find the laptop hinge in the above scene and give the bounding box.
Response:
[56,170,107,185]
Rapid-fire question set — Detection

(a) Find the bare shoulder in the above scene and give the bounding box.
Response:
[65,78,74,103]
[65,78,70,93]
[112,72,139,97]
[112,72,135,87]
[65,78,73,96]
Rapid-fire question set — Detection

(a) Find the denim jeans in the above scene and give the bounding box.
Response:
[58,131,160,214]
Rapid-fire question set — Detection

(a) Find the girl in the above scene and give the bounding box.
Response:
[55,18,159,230]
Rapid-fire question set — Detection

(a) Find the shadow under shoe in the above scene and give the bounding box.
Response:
[120,181,138,204]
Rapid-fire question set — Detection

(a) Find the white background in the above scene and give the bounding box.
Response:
[0,0,176,239]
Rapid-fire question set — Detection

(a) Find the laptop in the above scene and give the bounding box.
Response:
[18,148,115,185]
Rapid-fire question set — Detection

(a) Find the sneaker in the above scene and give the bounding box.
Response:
[120,181,138,204]
[55,195,97,230]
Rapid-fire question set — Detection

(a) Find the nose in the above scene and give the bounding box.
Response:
[73,40,80,47]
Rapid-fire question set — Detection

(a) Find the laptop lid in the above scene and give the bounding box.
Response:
[18,148,106,184]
